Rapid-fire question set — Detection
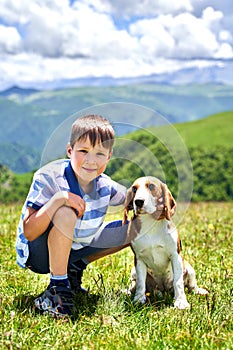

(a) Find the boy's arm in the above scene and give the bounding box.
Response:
[23,191,85,241]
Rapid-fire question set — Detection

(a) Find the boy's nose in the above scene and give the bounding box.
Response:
[85,153,96,163]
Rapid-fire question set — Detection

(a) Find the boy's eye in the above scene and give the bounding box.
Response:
[97,152,106,157]
[79,149,88,153]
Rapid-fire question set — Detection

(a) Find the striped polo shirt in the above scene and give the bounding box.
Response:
[16,159,126,268]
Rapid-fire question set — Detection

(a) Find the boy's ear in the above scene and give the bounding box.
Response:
[67,143,72,158]
[107,150,113,161]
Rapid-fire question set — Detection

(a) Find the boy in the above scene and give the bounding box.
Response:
[16,114,165,317]
[16,114,131,317]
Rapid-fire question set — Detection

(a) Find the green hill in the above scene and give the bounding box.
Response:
[0,165,33,203]
[0,111,232,203]
[173,111,233,148]
[142,111,233,150]
[106,111,233,201]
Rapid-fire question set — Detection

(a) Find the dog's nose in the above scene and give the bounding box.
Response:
[135,199,144,208]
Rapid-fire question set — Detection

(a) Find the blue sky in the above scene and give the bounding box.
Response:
[0,0,232,90]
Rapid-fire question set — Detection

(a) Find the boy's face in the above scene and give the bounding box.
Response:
[67,137,112,185]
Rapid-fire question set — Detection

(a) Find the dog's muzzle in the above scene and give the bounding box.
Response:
[134,199,144,209]
[134,199,145,214]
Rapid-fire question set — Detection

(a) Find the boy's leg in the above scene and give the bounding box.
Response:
[48,206,76,277]
[86,219,129,249]
[68,220,129,267]
[28,217,129,276]
[86,244,130,262]
[31,206,77,317]
[67,244,129,291]
[67,220,130,290]
[28,214,129,314]
[27,206,77,275]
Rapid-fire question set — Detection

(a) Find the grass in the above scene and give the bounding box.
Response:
[150,111,233,149]
[0,202,232,349]
[173,111,233,148]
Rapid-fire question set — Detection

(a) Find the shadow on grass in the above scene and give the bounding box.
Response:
[122,289,176,313]
[13,275,178,321]
[13,291,101,321]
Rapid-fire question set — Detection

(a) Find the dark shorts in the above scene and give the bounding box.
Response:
[26,220,129,274]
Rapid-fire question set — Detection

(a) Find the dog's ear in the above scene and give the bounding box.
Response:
[122,187,135,225]
[160,183,176,220]
[125,215,141,242]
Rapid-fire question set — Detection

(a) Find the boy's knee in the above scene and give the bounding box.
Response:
[53,206,77,228]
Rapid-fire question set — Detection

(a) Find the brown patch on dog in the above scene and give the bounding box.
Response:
[126,215,141,242]
[122,186,136,225]
[177,235,182,254]
[122,185,142,242]
[159,183,176,220]
[145,179,162,198]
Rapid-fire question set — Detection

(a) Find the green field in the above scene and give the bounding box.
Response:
[173,111,233,148]
[148,111,233,148]
[1,202,232,349]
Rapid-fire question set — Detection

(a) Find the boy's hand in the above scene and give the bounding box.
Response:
[151,196,164,220]
[63,191,86,218]
[157,196,164,211]
[157,196,176,217]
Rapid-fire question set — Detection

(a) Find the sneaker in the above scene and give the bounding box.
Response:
[68,260,87,293]
[34,283,75,317]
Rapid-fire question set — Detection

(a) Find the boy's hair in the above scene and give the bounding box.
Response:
[69,114,115,150]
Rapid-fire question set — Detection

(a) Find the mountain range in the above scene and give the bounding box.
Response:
[0,82,233,173]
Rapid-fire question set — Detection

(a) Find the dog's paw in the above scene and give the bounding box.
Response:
[194,287,209,295]
[174,299,190,309]
[133,293,147,304]
[121,288,132,296]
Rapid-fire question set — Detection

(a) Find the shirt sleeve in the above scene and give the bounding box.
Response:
[26,169,57,209]
[109,179,127,206]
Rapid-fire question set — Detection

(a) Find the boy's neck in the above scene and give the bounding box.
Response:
[78,178,94,194]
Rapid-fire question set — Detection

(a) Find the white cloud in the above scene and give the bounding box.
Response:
[168,12,219,58]
[98,0,193,17]
[0,0,30,24]
[129,8,231,60]
[219,30,231,42]
[0,25,22,53]
[202,6,223,23]
[0,0,232,90]
[215,43,233,59]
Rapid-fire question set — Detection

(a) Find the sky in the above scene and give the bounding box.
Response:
[0,0,232,90]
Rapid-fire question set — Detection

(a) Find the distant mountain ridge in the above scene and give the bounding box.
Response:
[1,62,233,90]
[0,86,39,97]
[0,83,233,173]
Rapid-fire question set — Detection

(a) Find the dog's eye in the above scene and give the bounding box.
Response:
[148,183,155,191]
[132,186,137,193]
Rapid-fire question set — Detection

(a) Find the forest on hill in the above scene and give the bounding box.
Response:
[105,111,232,202]
[0,111,232,203]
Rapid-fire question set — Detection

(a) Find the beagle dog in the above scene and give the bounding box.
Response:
[123,176,208,309]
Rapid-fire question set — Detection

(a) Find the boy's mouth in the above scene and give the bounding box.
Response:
[82,167,97,173]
